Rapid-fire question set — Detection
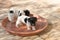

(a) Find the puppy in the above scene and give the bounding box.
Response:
[16,15,37,30]
[8,8,16,22]
[18,10,30,16]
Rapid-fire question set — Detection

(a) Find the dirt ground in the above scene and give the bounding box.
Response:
[0,0,60,40]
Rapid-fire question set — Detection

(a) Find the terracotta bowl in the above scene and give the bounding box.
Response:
[1,14,48,36]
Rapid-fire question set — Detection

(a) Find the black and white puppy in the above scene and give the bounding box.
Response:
[16,15,37,30]
[18,10,30,16]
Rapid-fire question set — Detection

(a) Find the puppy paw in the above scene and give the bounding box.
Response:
[32,26,36,30]
[27,28,31,30]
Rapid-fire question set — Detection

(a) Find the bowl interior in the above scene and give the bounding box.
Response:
[2,15,48,36]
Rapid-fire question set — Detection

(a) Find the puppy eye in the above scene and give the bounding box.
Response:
[10,11,14,13]
[19,13,22,16]
[18,11,20,13]
[20,13,22,16]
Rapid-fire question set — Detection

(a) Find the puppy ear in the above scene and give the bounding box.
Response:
[34,17,37,21]
[24,18,28,23]
[24,10,30,16]
[18,11,22,16]
[18,11,20,15]
[18,11,20,14]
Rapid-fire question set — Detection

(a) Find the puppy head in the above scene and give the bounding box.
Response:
[28,17,37,26]
[18,10,25,16]
[24,10,30,16]
[9,8,15,14]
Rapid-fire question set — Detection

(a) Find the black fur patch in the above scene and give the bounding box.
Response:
[28,17,37,26]
[24,18,27,23]
[10,10,14,13]
[18,11,22,16]
[19,13,22,16]
[24,10,30,16]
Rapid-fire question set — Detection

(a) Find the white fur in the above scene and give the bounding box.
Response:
[16,15,30,27]
[8,13,15,22]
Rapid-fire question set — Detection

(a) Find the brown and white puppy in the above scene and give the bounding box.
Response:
[16,15,37,30]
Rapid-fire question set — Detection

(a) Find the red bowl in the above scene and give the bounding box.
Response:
[1,14,48,36]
